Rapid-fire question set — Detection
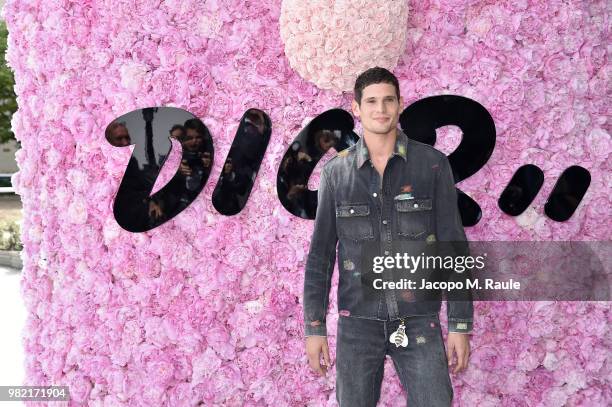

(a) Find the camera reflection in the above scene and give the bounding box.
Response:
[277,109,358,219]
[212,108,271,216]
[164,118,214,216]
[108,108,214,232]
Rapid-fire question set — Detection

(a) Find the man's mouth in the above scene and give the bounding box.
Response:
[374,117,389,123]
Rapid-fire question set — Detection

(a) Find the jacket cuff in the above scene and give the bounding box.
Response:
[304,322,327,337]
[447,319,473,334]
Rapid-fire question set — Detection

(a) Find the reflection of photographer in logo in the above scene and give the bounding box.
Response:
[214,157,249,214]
[106,121,166,230]
[178,119,212,192]
[183,150,206,191]
[167,118,213,211]
[230,109,269,183]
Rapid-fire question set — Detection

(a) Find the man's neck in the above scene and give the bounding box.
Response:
[363,127,398,161]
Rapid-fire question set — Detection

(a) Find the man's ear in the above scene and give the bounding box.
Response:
[351,99,360,118]
[399,96,404,109]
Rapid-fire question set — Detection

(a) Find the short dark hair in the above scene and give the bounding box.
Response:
[183,118,208,137]
[354,66,400,105]
[104,121,128,140]
[170,124,185,135]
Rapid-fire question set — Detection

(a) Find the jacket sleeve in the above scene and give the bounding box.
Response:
[434,155,474,334]
[303,167,338,336]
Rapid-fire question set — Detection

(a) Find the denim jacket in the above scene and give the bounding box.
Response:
[303,128,473,336]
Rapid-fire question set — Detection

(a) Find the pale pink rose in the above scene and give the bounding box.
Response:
[146,354,175,386]
[67,169,89,192]
[192,348,222,384]
[543,53,574,83]
[472,56,503,85]
[517,12,542,40]
[144,317,169,347]
[66,371,93,403]
[566,386,606,407]
[541,387,571,406]
[585,128,610,158]
[499,78,525,108]
[466,12,493,37]
[67,195,88,224]
[122,320,143,346]
[206,326,236,360]
[119,62,148,92]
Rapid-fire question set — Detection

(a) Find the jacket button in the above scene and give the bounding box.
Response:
[372,192,377,197]
[382,219,388,225]
[384,250,390,255]
[413,203,419,208]
[349,208,354,214]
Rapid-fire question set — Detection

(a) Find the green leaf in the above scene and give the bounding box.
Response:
[0,21,17,144]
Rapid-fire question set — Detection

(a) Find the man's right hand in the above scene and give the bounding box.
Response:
[305,336,331,376]
[179,160,192,176]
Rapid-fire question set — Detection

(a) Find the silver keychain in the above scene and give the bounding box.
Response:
[389,318,409,347]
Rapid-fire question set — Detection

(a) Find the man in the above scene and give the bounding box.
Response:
[177,119,213,178]
[169,124,185,140]
[105,121,131,147]
[105,121,164,230]
[303,67,473,406]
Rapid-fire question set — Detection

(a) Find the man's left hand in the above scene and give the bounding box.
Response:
[446,332,470,374]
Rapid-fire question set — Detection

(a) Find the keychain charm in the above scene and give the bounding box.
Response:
[389,319,408,347]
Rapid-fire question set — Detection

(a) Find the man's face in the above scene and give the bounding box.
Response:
[318,130,336,152]
[183,128,203,152]
[202,152,212,167]
[110,125,131,147]
[170,128,184,140]
[351,82,403,136]
[224,158,233,173]
[245,110,265,135]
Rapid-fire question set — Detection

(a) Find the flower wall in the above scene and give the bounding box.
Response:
[3,0,610,406]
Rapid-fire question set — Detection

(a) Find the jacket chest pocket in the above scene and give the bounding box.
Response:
[336,203,375,241]
[395,198,433,239]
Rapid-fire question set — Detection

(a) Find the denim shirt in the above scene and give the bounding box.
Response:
[303,128,473,336]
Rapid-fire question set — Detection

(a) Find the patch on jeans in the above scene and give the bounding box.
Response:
[339,310,351,317]
[400,184,412,193]
[456,322,468,330]
[400,290,415,301]
[343,259,355,270]
[394,193,414,201]
[398,144,407,158]
[416,336,427,344]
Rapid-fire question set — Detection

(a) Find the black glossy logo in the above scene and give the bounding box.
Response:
[106,96,590,232]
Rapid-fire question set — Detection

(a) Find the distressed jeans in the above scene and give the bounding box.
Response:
[336,313,453,407]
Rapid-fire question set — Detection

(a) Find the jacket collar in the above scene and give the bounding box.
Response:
[356,127,408,169]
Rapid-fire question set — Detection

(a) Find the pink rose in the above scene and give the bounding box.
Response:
[146,354,175,386]
[192,348,222,384]
[66,371,93,403]
[119,62,149,92]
